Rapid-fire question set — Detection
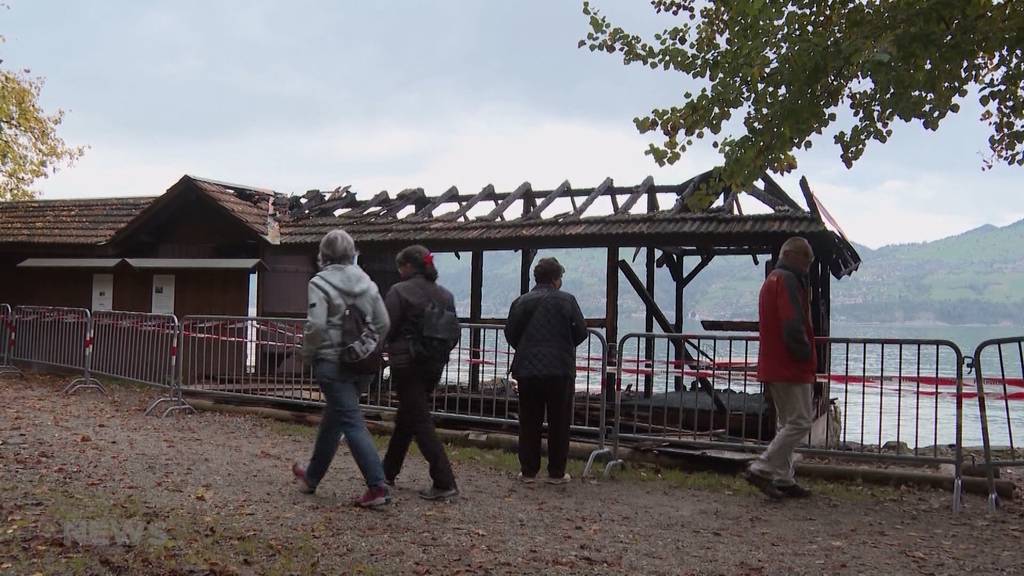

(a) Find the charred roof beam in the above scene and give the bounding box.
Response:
[407,186,459,221]
[437,184,495,222]
[617,176,654,214]
[524,180,570,220]
[567,177,612,220]
[478,182,531,222]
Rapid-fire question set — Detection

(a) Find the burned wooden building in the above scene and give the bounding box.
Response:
[0,171,859,334]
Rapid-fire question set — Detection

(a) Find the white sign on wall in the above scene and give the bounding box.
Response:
[151,274,175,315]
[91,274,114,311]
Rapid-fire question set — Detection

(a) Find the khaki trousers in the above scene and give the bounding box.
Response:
[749,382,813,486]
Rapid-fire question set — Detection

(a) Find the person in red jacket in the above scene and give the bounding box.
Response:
[744,236,817,499]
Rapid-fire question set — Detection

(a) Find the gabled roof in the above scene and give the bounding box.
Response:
[106,175,279,244]
[187,176,278,238]
[0,196,154,245]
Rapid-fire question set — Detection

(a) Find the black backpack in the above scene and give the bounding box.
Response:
[337,301,383,375]
[408,299,461,370]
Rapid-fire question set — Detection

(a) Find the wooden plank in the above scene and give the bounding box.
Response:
[524,180,570,220]
[700,320,759,332]
[478,182,531,222]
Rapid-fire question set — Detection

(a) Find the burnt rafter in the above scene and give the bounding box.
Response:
[569,177,613,219]
[479,182,531,222]
[265,170,859,279]
[437,184,495,222]
[408,186,459,221]
[524,180,571,220]
[618,176,654,214]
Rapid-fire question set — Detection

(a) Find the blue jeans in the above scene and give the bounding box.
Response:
[306,359,386,489]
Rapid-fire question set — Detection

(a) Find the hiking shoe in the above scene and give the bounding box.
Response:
[354,485,392,508]
[418,486,459,501]
[292,462,316,494]
[742,470,784,500]
[517,472,536,484]
[546,473,572,485]
[777,483,812,498]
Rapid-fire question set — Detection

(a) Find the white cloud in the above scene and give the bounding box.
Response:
[35,104,716,201]
[31,102,1023,249]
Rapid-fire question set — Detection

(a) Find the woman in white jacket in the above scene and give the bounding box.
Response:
[292,229,392,508]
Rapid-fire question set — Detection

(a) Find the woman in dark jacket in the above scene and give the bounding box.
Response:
[382,245,459,500]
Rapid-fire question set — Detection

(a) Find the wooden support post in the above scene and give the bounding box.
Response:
[469,251,483,391]
[811,259,831,373]
[605,247,619,405]
[674,255,685,391]
[520,249,536,295]
[644,246,656,398]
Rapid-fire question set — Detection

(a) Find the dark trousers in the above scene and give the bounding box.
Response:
[517,375,573,478]
[382,366,457,490]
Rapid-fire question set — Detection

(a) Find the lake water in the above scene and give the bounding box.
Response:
[447,322,1024,451]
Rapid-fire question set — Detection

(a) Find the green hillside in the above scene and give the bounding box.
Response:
[432,219,1024,326]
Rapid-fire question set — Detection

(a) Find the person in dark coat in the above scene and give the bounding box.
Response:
[505,257,588,484]
[744,236,817,500]
[381,244,459,500]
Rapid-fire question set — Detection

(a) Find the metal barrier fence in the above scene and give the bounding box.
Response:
[178,315,319,404]
[972,337,1024,510]
[614,333,966,510]
[177,317,613,465]
[0,304,20,377]
[11,306,103,394]
[90,310,194,416]
[9,305,1011,510]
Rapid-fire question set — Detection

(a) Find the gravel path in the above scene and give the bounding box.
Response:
[2,372,1022,575]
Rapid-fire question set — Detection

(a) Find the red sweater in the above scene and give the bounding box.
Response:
[757,265,816,384]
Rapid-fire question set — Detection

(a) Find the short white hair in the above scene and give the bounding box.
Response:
[779,236,813,264]
[318,229,357,266]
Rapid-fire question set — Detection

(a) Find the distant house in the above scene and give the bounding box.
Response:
[0,176,285,317]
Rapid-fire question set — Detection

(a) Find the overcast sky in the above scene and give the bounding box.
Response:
[5,1,1022,248]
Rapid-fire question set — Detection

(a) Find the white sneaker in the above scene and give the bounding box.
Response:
[546,473,571,485]
[517,472,536,484]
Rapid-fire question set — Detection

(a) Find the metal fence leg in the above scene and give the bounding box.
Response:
[0,364,21,378]
[64,375,106,395]
[582,447,610,479]
[65,315,106,395]
[146,326,196,417]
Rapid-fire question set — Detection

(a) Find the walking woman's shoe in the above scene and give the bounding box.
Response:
[418,486,459,501]
[354,485,392,508]
[777,483,812,498]
[546,473,572,485]
[292,462,316,494]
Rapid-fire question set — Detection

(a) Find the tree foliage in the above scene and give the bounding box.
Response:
[581,0,1024,191]
[0,44,83,200]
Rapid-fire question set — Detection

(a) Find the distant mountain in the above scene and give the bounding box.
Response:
[433,219,1024,327]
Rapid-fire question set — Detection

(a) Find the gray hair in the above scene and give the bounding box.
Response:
[318,229,357,267]
[779,236,813,266]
